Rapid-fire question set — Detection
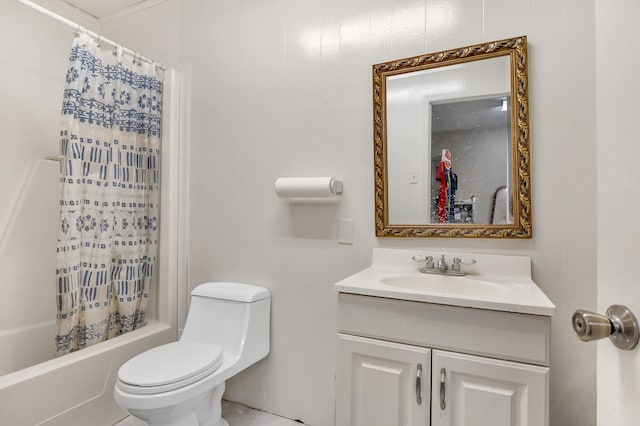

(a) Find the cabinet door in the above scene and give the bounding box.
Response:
[336,334,431,426]
[432,350,549,426]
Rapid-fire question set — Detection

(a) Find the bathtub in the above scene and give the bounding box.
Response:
[0,68,186,426]
[0,321,175,425]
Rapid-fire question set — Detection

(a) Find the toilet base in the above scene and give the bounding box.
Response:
[123,382,227,426]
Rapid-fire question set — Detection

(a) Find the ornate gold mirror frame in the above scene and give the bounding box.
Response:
[373,36,531,238]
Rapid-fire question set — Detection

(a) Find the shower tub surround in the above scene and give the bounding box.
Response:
[0,1,188,425]
[0,159,59,375]
[0,61,184,424]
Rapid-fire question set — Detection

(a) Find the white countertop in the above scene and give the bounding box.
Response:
[335,248,556,316]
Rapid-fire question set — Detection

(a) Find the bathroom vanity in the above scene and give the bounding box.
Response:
[334,249,555,426]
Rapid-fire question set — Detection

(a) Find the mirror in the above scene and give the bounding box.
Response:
[373,36,531,238]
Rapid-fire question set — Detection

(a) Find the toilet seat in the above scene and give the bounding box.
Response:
[117,341,224,395]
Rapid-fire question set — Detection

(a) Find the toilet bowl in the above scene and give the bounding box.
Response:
[114,282,271,426]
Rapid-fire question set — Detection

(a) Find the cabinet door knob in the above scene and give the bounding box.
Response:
[415,363,422,405]
[440,368,446,410]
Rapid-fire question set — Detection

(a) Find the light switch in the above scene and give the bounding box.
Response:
[338,218,354,245]
[409,170,418,184]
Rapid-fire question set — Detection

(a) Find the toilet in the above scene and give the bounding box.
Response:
[114,282,271,426]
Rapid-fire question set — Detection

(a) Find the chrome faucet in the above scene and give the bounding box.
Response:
[436,255,448,272]
[412,254,476,276]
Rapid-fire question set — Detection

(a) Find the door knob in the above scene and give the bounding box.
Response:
[572,305,640,350]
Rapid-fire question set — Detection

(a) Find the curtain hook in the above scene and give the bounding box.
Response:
[95,34,101,48]
[80,28,88,47]
[112,43,118,57]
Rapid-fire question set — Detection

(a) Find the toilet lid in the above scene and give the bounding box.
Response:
[118,341,223,391]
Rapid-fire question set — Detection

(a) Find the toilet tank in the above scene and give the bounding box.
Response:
[180,282,271,361]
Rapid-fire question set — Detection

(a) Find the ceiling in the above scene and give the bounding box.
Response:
[431,97,510,133]
[62,0,149,19]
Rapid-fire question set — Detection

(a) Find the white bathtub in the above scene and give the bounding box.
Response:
[0,322,175,426]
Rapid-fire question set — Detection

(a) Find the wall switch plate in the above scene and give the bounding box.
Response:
[338,218,354,245]
[409,170,418,184]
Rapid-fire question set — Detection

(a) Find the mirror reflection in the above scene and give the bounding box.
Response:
[374,36,531,238]
[429,96,512,225]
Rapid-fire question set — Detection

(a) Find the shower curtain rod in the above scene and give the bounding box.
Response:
[15,0,165,70]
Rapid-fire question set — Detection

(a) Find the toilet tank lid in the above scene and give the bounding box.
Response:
[191,282,270,302]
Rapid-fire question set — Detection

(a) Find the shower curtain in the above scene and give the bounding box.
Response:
[55,33,163,355]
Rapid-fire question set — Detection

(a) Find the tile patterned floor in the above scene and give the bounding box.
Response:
[114,400,305,425]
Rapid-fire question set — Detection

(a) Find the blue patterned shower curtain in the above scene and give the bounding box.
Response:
[55,33,163,355]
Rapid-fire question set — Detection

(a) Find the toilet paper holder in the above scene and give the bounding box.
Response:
[572,305,640,350]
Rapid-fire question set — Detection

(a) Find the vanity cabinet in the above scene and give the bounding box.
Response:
[336,334,431,426]
[431,350,547,426]
[336,293,551,426]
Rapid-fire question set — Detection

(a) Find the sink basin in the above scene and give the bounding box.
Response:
[380,274,505,295]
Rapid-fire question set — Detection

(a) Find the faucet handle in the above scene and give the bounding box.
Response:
[451,257,477,272]
[412,255,434,269]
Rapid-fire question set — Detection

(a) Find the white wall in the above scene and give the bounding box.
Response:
[99,0,181,68]
[176,0,597,425]
[103,0,598,425]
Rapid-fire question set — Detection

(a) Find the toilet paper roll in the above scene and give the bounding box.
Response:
[274,177,342,198]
